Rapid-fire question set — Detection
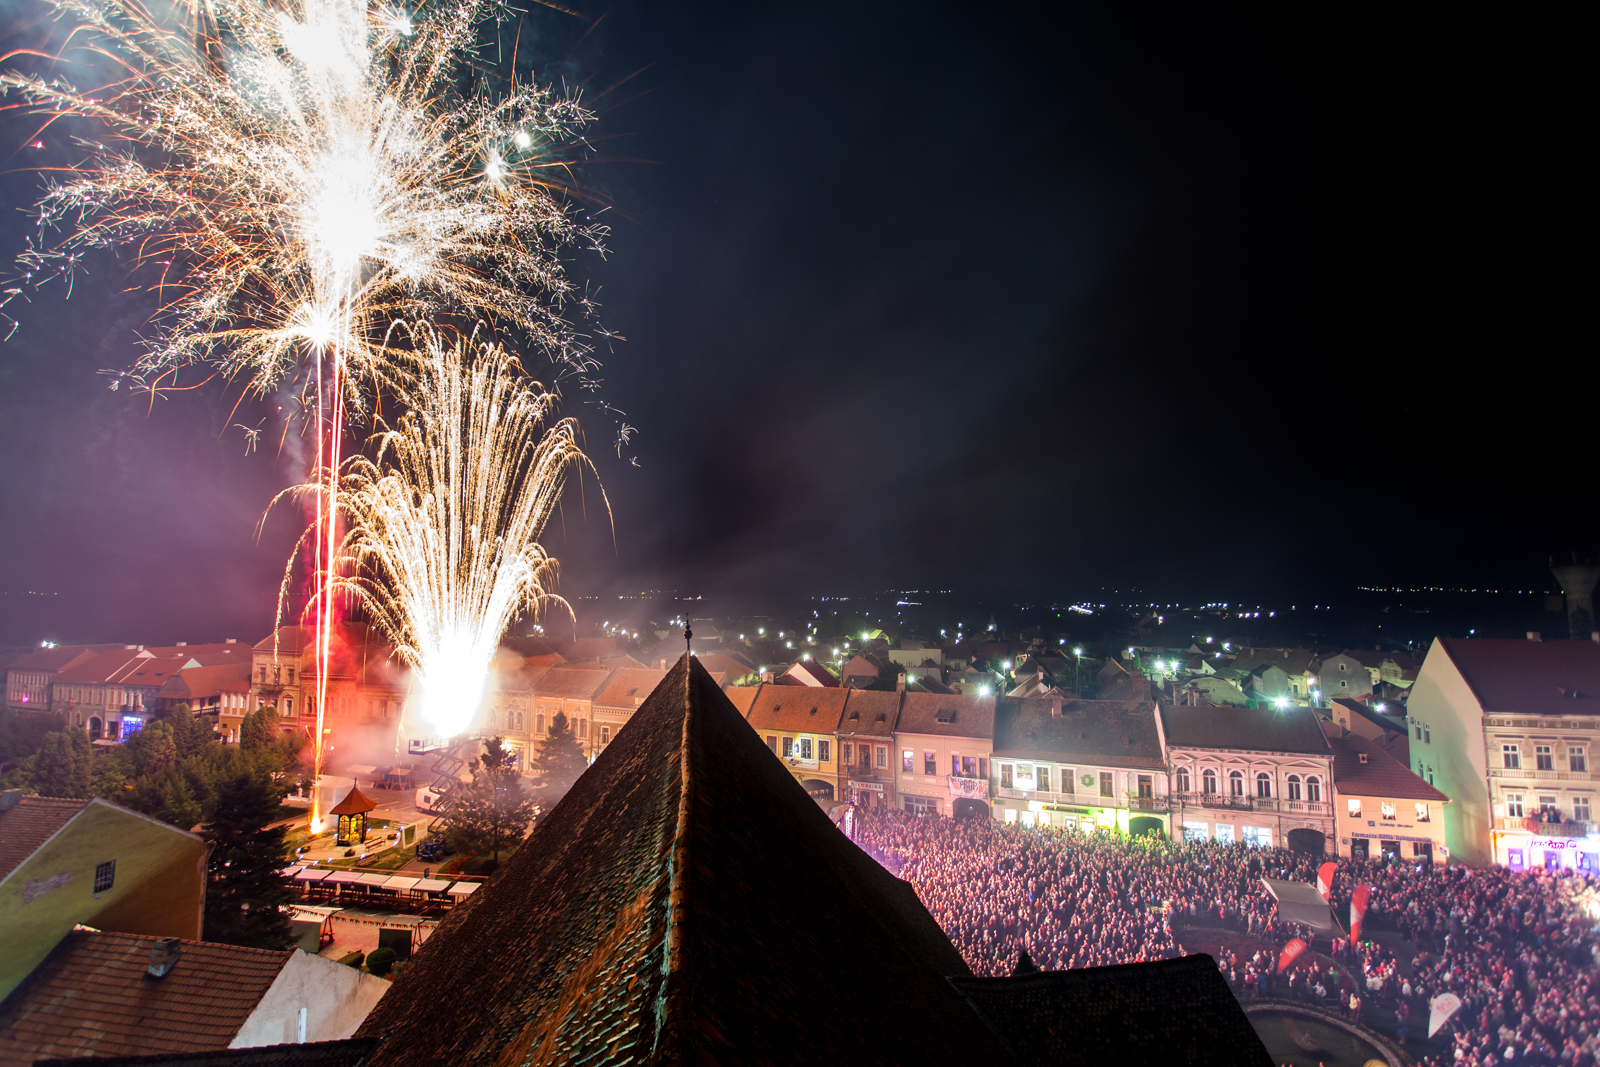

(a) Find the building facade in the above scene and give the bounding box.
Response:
[894,691,994,818]
[838,690,900,810]
[745,686,847,800]
[1405,637,1600,869]
[1326,731,1450,865]
[1162,705,1335,853]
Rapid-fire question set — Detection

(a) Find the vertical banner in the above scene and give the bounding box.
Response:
[1276,938,1308,974]
[1349,884,1372,947]
[1429,992,1462,1037]
[1316,861,1336,901]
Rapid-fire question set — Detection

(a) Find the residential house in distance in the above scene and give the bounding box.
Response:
[0,791,207,999]
[1162,705,1336,854]
[991,696,1169,835]
[838,690,901,809]
[745,685,847,800]
[1328,696,1412,770]
[840,654,883,689]
[156,660,254,742]
[251,626,309,728]
[1343,648,1421,690]
[894,691,995,818]
[44,642,247,741]
[590,667,670,757]
[4,643,123,713]
[781,658,840,687]
[1228,648,1320,702]
[1404,637,1600,869]
[0,929,389,1063]
[1319,651,1375,703]
[1326,729,1451,865]
[1183,676,1251,707]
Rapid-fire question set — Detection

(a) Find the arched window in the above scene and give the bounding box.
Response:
[1286,774,1302,801]
[1176,766,1191,793]
[536,713,545,736]
[1229,770,1244,796]
[1306,776,1321,803]
[1256,772,1272,798]
[1202,769,1217,794]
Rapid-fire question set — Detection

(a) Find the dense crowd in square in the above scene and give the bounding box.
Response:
[851,810,1600,1066]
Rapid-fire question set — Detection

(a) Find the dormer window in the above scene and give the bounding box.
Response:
[1358,753,1368,764]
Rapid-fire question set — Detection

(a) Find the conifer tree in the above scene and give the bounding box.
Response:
[203,772,295,949]
[33,731,81,798]
[527,711,588,803]
[69,726,92,797]
[445,736,537,862]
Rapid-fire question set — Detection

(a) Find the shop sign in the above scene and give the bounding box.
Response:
[1532,838,1583,850]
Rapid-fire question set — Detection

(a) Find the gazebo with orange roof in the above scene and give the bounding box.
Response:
[329,784,377,846]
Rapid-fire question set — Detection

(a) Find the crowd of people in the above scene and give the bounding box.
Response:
[849,809,1600,1067]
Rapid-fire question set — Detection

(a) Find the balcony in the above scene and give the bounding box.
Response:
[1169,792,1330,816]
[1496,817,1592,837]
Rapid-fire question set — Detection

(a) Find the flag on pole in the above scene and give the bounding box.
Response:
[1316,861,1336,901]
[1349,884,1372,947]
[1429,992,1462,1037]
[1276,938,1308,974]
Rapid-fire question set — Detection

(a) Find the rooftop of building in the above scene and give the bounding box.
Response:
[993,697,1164,768]
[1435,637,1600,716]
[0,794,88,880]
[746,685,849,733]
[590,666,669,710]
[0,930,293,1064]
[1161,704,1332,756]
[1326,732,1450,802]
[529,664,614,700]
[898,690,996,739]
[838,689,902,736]
[354,655,1009,1066]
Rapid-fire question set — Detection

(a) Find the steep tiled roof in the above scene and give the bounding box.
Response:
[721,684,761,717]
[34,1038,380,1067]
[1435,638,1600,716]
[548,637,615,662]
[993,697,1163,768]
[4,645,122,673]
[950,955,1271,1066]
[1328,733,1450,802]
[689,651,755,680]
[0,796,88,881]
[782,659,840,686]
[157,663,252,702]
[531,666,613,700]
[0,930,291,1063]
[1161,705,1331,755]
[590,667,668,710]
[357,655,1005,1065]
[747,686,848,733]
[898,691,996,739]
[252,627,309,655]
[838,690,901,736]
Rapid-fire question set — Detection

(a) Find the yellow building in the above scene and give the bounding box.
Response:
[0,791,207,998]
[1327,731,1451,865]
[744,685,848,799]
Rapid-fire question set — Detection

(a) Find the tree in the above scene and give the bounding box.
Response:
[33,731,84,798]
[202,772,295,949]
[159,703,218,759]
[527,712,587,803]
[130,764,204,829]
[446,736,538,862]
[240,705,278,752]
[69,727,92,797]
[129,719,178,777]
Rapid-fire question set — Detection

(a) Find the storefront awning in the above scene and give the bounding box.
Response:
[294,868,332,883]
[413,878,453,894]
[356,872,394,887]
[447,882,481,899]
[382,876,421,892]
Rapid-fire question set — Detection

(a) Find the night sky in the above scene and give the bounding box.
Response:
[0,2,1588,645]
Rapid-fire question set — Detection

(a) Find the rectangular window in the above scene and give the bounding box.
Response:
[1099,771,1113,797]
[1423,726,1431,744]
[1415,724,1422,740]
[1506,793,1524,818]
[952,754,961,775]
[841,742,852,764]
[600,726,610,744]
[1571,747,1588,773]
[978,758,988,779]
[766,735,778,754]
[1503,744,1521,769]
[1347,798,1362,818]
[1038,767,1050,793]
[1061,769,1074,795]
[903,795,939,816]
[818,740,830,763]
[1000,763,1014,789]
[1381,801,1396,821]
[1214,824,1235,844]
[1536,745,1554,771]
[1415,803,1431,822]
[875,745,887,768]
[903,749,913,772]
[1137,774,1153,799]
[800,737,813,760]
[1575,796,1592,822]
[93,860,115,894]
[861,745,872,768]
[961,756,977,777]
[782,737,794,758]
[1242,826,1271,848]
[924,751,937,775]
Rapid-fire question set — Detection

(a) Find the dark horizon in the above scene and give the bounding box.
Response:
[0,2,1588,649]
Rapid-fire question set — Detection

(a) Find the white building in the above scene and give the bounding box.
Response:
[1404,637,1599,870]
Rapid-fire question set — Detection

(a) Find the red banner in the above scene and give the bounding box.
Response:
[1276,937,1308,974]
[1316,861,1336,902]
[1349,884,1372,947]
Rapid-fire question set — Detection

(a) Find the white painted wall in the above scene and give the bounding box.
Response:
[1403,640,1490,864]
[231,950,391,1048]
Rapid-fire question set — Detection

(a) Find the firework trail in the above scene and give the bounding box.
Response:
[278,327,600,738]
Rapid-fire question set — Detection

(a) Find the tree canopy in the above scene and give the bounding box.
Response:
[445,735,538,862]
[527,711,587,802]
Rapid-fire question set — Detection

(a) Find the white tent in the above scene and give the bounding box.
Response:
[1261,878,1338,937]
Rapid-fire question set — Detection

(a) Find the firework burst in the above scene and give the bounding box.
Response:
[279,328,600,737]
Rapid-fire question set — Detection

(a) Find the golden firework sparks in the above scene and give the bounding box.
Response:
[278,327,601,739]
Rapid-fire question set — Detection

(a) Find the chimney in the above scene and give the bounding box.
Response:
[226,638,237,644]
[895,672,906,693]
[175,642,186,646]
[147,938,182,979]
[760,671,775,684]
[0,789,22,811]
[1048,692,1063,717]
[1593,633,1600,644]
[1528,632,1542,642]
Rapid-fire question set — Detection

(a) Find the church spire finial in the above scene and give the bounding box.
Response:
[685,622,693,655]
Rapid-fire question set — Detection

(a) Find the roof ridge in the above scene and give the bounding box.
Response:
[654,653,696,1055]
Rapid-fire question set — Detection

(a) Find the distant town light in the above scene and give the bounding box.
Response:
[1074,647,1083,656]
[1002,661,1012,671]
[1274,698,1289,709]
[1375,703,1387,712]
